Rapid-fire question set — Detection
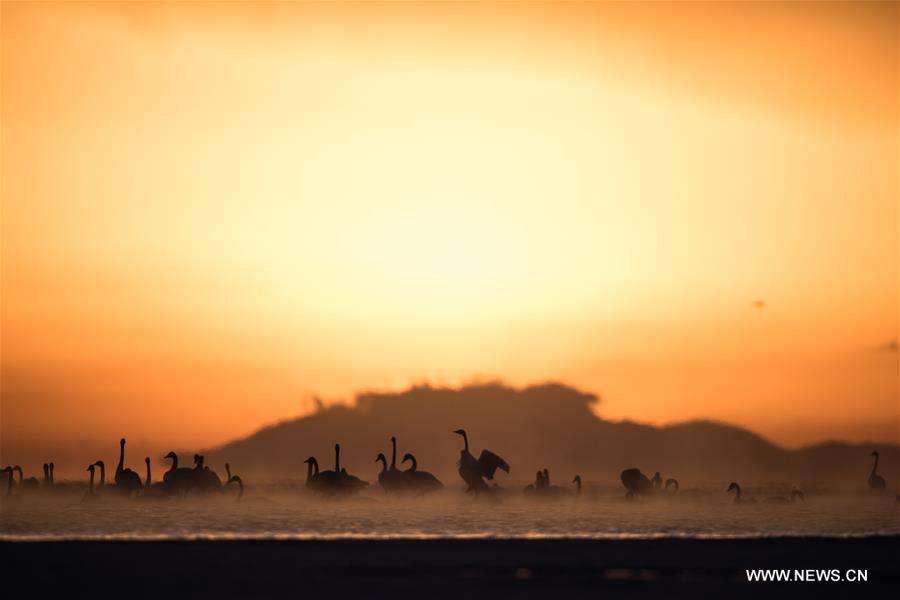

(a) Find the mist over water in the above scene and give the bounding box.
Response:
[2,486,897,541]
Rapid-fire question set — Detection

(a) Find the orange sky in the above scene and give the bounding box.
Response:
[2,1,898,470]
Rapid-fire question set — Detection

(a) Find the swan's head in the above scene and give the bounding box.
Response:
[452,429,466,436]
[727,482,739,492]
[402,453,414,463]
[145,457,150,464]
[391,436,396,443]
[572,475,581,484]
[375,453,386,463]
[120,438,126,446]
[93,460,104,468]
[334,444,340,452]
[85,465,94,472]
[164,451,177,460]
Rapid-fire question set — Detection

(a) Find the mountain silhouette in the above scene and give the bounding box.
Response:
[202,382,898,487]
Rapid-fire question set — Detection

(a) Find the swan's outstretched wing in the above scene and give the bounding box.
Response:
[478,450,510,479]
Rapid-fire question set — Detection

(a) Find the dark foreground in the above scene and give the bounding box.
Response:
[2,537,898,599]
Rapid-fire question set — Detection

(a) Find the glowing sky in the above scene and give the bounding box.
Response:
[2,1,897,468]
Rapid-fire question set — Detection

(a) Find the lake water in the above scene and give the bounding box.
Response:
[1,485,897,541]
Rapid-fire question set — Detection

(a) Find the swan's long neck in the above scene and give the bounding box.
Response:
[14,467,23,484]
[575,478,581,494]
[145,460,151,486]
[408,455,418,471]
[4,471,11,495]
[312,458,319,477]
[43,465,50,485]
[871,453,879,477]
[97,464,105,487]
[168,454,178,471]
[49,463,54,484]
[461,432,469,452]
[734,484,741,500]
[377,456,387,473]
[334,446,341,472]
[390,438,397,470]
[118,441,126,474]
[306,461,314,482]
[88,468,95,494]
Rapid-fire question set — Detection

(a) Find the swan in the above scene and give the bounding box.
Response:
[162,451,195,494]
[196,455,224,493]
[227,475,244,499]
[303,457,322,489]
[42,464,51,486]
[650,472,662,489]
[82,464,100,503]
[572,475,582,496]
[376,436,407,493]
[452,429,510,496]
[49,462,55,485]
[664,478,679,495]
[620,468,652,500]
[400,453,444,493]
[12,466,40,491]
[727,482,756,504]
[334,444,368,493]
[869,451,886,491]
[2,466,13,497]
[115,438,143,496]
[92,460,107,490]
[140,457,168,499]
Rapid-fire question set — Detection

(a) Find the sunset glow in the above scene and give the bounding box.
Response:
[2,1,897,472]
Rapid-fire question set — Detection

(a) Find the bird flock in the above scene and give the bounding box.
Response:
[1,433,893,504]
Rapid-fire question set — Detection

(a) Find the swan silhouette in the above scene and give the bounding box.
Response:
[92,460,107,490]
[196,455,223,493]
[400,453,444,493]
[227,474,244,499]
[162,451,195,495]
[572,475,582,496]
[307,445,367,495]
[868,451,886,491]
[650,472,662,489]
[115,438,143,496]
[49,462,55,485]
[141,457,168,499]
[2,466,13,497]
[727,482,756,504]
[452,429,510,496]
[82,464,100,503]
[303,457,321,489]
[620,468,652,500]
[376,437,407,493]
[12,466,40,491]
[664,478,679,495]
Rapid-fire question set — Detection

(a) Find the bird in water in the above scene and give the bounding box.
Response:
[162,451,196,495]
[307,445,368,496]
[92,460,107,492]
[664,478,679,495]
[868,451,886,492]
[376,436,408,493]
[401,453,444,493]
[115,438,143,496]
[620,468,653,500]
[2,466,14,498]
[727,482,756,504]
[227,474,244,499]
[82,464,100,503]
[452,429,510,497]
[12,466,40,491]
[195,455,224,493]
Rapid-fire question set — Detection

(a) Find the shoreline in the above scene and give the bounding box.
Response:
[3,536,898,598]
